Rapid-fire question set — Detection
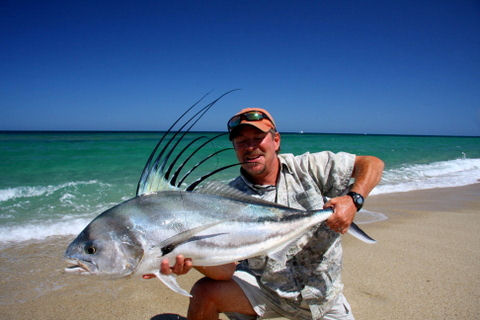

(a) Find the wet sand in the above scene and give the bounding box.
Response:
[0,184,479,320]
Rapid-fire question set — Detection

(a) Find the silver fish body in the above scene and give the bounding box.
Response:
[65,190,333,296]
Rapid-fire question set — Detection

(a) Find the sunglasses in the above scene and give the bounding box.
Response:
[227,111,274,132]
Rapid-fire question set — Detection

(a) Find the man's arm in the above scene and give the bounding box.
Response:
[325,155,384,234]
[349,155,385,197]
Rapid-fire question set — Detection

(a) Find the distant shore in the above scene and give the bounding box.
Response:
[0,184,479,320]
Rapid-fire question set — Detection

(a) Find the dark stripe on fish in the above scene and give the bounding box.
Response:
[161,233,228,256]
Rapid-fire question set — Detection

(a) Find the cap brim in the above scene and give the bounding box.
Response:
[229,122,273,140]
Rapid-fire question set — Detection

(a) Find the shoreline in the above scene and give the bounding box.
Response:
[0,184,479,319]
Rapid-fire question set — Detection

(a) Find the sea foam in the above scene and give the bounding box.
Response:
[0,180,99,202]
[372,158,480,195]
[0,217,90,244]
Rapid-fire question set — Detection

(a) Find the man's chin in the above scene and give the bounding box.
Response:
[243,162,264,174]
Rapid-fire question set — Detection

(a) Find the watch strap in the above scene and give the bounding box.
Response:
[347,191,364,211]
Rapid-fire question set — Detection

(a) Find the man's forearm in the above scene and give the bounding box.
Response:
[350,155,384,197]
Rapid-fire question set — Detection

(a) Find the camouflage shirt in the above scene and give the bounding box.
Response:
[229,151,356,319]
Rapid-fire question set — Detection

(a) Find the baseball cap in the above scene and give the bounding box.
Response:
[227,107,277,139]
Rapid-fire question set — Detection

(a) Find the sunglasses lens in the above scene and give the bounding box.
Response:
[244,111,264,121]
[228,116,242,129]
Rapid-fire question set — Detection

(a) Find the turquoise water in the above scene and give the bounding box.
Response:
[1,131,479,244]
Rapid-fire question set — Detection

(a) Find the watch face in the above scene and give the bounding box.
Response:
[348,192,364,211]
[356,196,364,205]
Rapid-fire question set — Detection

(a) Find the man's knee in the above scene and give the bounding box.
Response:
[189,276,254,316]
[190,277,224,303]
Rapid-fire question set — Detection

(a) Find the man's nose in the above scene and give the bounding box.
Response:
[245,139,260,148]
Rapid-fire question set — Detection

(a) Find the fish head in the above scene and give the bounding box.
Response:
[64,215,144,278]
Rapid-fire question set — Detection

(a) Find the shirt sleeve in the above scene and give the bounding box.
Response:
[302,151,356,197]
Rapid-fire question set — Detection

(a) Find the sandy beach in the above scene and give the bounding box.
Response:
[0,184,479,320]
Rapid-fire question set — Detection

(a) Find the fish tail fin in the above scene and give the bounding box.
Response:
[310,208,377,244]
[348,222,377,244]
[153,271,192,298]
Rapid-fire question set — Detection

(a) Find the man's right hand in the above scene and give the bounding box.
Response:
[142,255,193,279]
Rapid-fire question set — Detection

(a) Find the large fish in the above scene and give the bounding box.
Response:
[65,186,336,296]
[64,91,375,297]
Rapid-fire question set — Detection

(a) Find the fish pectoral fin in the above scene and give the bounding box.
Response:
[153,271,192,297]
[158,222,225,256]
[348,222,377,244]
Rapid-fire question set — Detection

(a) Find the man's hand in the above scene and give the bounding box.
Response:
[324,195,357,234]
[142,255,193,279]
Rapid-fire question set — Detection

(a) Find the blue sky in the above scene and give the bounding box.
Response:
[1,0,479,136]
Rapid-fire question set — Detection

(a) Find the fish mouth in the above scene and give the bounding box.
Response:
[64,259,94,275]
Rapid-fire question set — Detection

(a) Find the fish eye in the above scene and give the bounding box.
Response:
[85,244,96,255]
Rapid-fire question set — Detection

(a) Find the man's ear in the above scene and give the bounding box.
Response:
[274,132,281,152]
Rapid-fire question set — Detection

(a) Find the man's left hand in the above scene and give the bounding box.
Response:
[324,195,357,234]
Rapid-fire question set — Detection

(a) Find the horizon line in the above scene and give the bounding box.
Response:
[1,130,479,138]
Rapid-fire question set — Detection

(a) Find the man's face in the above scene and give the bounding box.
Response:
[232,125,280,181]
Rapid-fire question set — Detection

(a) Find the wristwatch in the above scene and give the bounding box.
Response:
[347,191,364,211]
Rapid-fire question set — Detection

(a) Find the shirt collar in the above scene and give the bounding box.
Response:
[277,154,293,174]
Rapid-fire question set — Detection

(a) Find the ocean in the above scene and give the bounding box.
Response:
[1,131,479,245]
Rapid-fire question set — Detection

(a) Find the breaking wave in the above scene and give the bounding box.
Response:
[0,179,124,245]
[0,180,100,202]
[0,217,91,243]
[372,158,480,195]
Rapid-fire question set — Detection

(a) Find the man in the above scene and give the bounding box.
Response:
[145,107,384,320]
